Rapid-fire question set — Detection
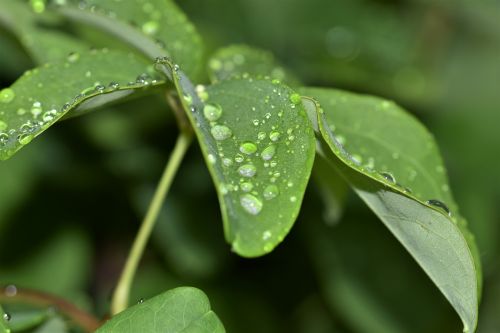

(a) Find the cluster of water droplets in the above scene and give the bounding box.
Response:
[322,99,453,219]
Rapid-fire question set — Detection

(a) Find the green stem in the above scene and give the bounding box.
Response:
[110,131,192,315]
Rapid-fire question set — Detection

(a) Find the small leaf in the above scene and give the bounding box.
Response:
[0,0,90,64]
[54,0,204,79]
[156,60,315,257]
[207,44,300,86]
[300,87,480,332]
[0,49,164,160]
[95,287,225,333]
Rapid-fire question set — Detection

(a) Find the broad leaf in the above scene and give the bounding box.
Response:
[0,305,10,333]
[300,87,480,332]
[95,287,225,333]
[155,59,315,257]
[0,49,164,160]
[207,44,300,86]
[53,0,203,79]
[0,0,90,64]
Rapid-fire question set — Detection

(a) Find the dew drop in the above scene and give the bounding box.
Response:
[240,182,254,192]
[239,142,257,155]
[4,284,17,297]
[207,153,216,164]
[426,199,451,216]
[203,104,222,121]
[42,109,57,122]
[240,194,263,215]
[380,172,396,183]
[234,154,244,163]
[67,52,80,63]
[31,102,42,117]
[238,164,257,178]
[290,93,301,105]
[3,313,10,322]
[290,196,297,202]
[211,125,232,141]
[0,88,15,103]
[142,21,159,35]
[109,82,120,90]
[222,157,233,167]
[262,230,272,240]
[0,133,9,146]
[263,185,279,200]
[0,121,7,131]
[269,131,281,142]
[261,145,276,161]
[18,134,33,145]
[138,298,145,304]
[257,131,266,140]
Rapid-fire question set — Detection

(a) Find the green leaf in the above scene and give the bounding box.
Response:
[0,305,10,333]
[5,309,50,332]
[0,0,90,64]
[300,87,480,332]
[95,287,225,333]
[156,59,316,256]
[54,0,204,79]
[33,316,68,333]
[0,48,164,160]
[207,44,300,86]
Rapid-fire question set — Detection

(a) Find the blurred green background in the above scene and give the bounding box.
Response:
[0,0,499,332]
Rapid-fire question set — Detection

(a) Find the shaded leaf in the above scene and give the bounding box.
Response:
[0,49,164,160]
[300,87,480,333]
[0,0,90,64]
[156,59,316,256]
[207,44,300,86]
[95,287,225,333]
[54,0,204,79]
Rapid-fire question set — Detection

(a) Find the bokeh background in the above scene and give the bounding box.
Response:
[0,0,499,332]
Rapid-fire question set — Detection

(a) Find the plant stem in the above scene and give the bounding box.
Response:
[110,131,192,315]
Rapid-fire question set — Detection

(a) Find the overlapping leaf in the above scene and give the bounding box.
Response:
[207,44,300,86]
[155,59,315,257]
[0,49,164,160]
[300,87,480,332]
[53,0,203,79]
[95,287,225,333]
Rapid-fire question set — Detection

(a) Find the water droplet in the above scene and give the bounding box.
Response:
[0,133,9,146]
[240,194,263,215]
[138,298,145,304]
[290,196,297,202]
[203,104,222,121]
[211,125,232,141]
[207,153,216,164]
[30,0,45,13]
[17,108,26,115]
[142,21,159,35]
[261,145,276,161]
[109,82,120,90]
[3,313,10,322]
[252,119,260,126]
[94,84,105,93]
[67,52,80,63]
[222,157,233,167]
[263,185,279,200]
[18,134,33,145]
[31,102,42,117]
[0,88,15,103]
[238,164,257,178]
[290,93,301,105]
[269,131,281,142]
[234,154,244,163]
[0,121,7,131]
[4,285,17,297]
[240,182,254,192]
[239,142,257,155]
[380,172,396,183]
[42,109,57,122]
[262,230,272,240]
[426,199,451,216]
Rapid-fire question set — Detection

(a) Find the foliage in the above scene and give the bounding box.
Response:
[1,0,497,332]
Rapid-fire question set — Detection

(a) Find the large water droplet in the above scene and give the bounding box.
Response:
[0,88,15,103]
[263,185,279,200]
[238,164,257,178]
[203,104,222,121]
[239,142,257,155]
[211,125,232,141]
[426,199,451,216]
[240,194,263,215]
[261,145,276,161]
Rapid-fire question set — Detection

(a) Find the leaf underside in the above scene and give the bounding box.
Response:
[95,287,225,333]
[300,87,480,332]
[0,49,164,160]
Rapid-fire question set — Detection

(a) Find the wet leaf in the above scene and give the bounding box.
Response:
[156,59,315,257]
[0,49,164,160]
[300,87,481,333]
[0,0,90,64]
[95,287,225,333]
[54,0,204,79]
[207,44,300,86]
